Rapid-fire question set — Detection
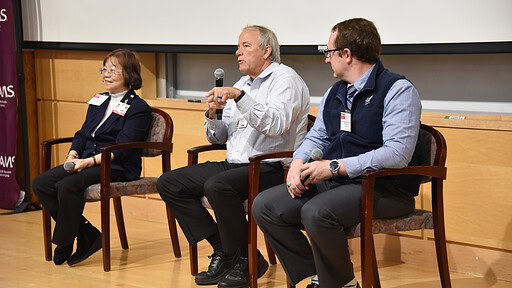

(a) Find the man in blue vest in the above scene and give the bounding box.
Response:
[253,18,422,288]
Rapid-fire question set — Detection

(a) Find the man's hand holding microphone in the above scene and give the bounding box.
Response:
[286,148,347,198]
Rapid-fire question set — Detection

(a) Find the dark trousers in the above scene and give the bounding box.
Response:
[156,160,283,257]
[32,165,126,246]
[252,180,415,288]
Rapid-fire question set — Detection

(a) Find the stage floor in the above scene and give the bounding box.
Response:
[1,196,511,288]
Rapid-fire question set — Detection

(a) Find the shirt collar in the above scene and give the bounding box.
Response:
[347,63,376,93]
[110,90,128,99]
[249,62,279,83]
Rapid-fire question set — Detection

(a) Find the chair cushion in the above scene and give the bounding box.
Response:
[347,209,433,237]
[84,177,158,201]
[201,196,249,213]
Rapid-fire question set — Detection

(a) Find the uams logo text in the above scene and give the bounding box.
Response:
[0,9,7,22]
[0,85,15,98]
[0,155,15,168]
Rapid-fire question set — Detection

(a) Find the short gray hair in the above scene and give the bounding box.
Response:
[244,25,281,63]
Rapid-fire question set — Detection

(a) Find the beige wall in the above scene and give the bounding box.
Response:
[31,50,512,281]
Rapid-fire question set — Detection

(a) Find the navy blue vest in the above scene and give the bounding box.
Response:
[322,60,421,195]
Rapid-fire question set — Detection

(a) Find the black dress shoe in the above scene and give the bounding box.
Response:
[217,250,269,288]
[53,244,73,265]
[195,251,238,285]
[306,281,360,288]
[67,221,102,266]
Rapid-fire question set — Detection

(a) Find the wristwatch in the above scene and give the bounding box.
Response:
[235,90,245,103]
[329,159,340,176]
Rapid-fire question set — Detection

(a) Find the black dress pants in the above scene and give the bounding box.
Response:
[156,160,283,257]
[32,165,126,246]
[252,179,415,288]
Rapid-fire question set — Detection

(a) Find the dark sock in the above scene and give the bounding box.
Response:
[206,232,223,253]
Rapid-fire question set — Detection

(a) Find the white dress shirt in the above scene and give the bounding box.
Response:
[205,62,310,164]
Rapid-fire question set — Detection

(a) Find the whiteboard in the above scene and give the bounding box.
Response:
[21,0,512,46]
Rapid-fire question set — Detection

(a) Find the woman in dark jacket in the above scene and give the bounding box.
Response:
[33,49,152,266]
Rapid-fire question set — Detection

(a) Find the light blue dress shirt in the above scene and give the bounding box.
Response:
[294,64,422,178]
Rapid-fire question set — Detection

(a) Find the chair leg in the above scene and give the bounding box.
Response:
[189,243,198,276]
[113,197,128,250]
[248,212,258,288]
[360,234,375,288]
[42,207,52,261]
[101,198,111,272]
[165,206,182,258]
[371,242,381,288]
[433,180,452,288]
[264,235,277,265]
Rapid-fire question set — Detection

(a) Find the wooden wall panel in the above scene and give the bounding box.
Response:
[36,100,56,166]
[420,127,512,251]
[34,50,157,102]
[442,128,512,250]
[53,102,89,164]
[22,51,41,197]
[34,50,54,101]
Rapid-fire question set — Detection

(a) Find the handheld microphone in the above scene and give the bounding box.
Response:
[63,161,75,172]
[214,68,225,120]
[310,148,323,162]
[301,148,324,186]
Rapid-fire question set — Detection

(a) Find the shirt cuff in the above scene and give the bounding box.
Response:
[293,150,311,162]
[343,156,361,178]
[235,91,255,115]
[205,110,217,130]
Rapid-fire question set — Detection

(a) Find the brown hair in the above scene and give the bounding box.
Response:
[103,49,142,90]
[331,18,381,64]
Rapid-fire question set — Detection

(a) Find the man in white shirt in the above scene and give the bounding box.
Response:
[157,25,310,288]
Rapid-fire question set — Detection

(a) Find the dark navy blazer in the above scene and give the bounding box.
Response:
[70,89,152,181]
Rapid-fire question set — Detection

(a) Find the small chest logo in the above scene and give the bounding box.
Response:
[365,95,374,105]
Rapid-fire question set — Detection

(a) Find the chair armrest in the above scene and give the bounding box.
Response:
[41,137,74,148]
[187,144,227,154]
[100,141,173,154]
[361,166,447,181]
[359,165,447,242]
[40,137,74,172]
[248,151,294,164]
[187,144,227,165]
[247,151,295,210]
[98,141,173,201]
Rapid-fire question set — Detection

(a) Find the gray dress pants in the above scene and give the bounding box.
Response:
[252,179,415,288]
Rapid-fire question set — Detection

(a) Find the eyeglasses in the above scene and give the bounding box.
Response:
[323,48,342,58]
[99,67,121,76]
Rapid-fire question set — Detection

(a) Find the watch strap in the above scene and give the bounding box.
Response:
[235,90,245,103]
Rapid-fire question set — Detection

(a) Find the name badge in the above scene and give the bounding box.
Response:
[88,94,109,106]
[113,103,130,116]
[340,112,351,132]
[237,118,248,129]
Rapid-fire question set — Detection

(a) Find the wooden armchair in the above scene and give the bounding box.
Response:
[186,144,278,281]
[286,123,451,288]
[39,108,182,272]
[181,114,316,288]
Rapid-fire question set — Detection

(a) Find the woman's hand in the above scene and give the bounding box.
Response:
[67,158,94,173]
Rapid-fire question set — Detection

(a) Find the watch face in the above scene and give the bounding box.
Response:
[329,160,339,172]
